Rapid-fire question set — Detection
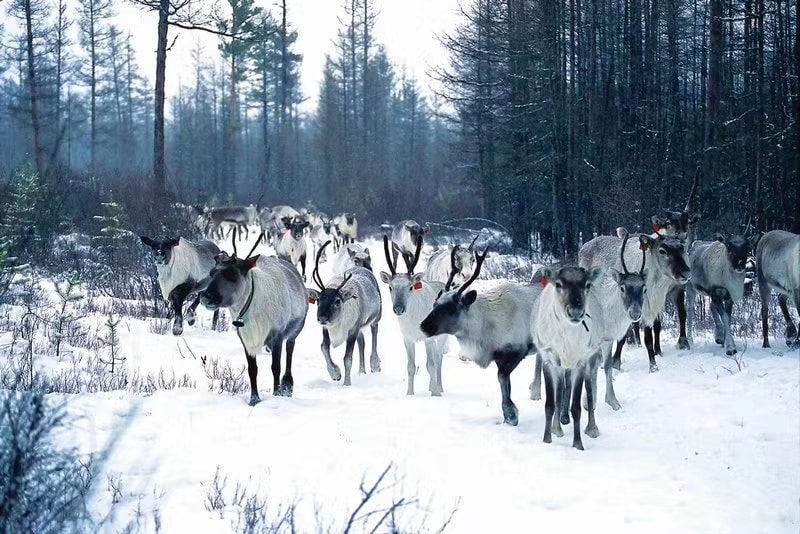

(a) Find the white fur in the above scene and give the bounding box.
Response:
[531,285,599,369]
[227,257,308,356]
[324,268,382,348]
[155,238,217,301]
[423,247,475,289]
[449,283,538,368]
[275,230,308,268]
[331,244,369,275]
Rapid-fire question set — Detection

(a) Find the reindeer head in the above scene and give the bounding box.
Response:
[200,234,264,311]
[420,246,488,337]
[541,266,604,324]
[287,219,309,240]
[307,241,358,327]
[716,233,749,273]
[639,234,691,284]
[610,233,647,322]
[140,236,181,266]
[380,235,424,316]
[347,247,372,271]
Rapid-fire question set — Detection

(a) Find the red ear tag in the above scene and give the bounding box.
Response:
[653,224,663,233]
[308,296,317,304]
[540,277,549,287]
[413,282,423,290]
[640,243,649,252]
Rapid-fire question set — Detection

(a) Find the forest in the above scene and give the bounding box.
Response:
[0,0,797,257]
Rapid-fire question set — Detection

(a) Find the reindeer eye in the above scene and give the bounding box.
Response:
[620,286,626,293]
[659,249,667,255]
[555,282,563,290]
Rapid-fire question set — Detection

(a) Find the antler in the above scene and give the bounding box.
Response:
[467,234,479,251]
[620,233,631,274]
[383,235,397,276]
[685,166,702,212]
[402,235,423,274]
[231,228,239,258]
[444,245,460,291]
[457,247,489,295]
[639,245,646,275]
[244,232,264,259]
[313,240,331,291]
[336,272,352,291]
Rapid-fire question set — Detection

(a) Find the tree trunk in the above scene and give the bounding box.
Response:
[153,0,169,193]
[24,0,45,175]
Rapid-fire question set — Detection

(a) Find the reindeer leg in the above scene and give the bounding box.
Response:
[720,292,737,355]
[571,366,586,450]
[676,288,690,349]
[369,322,381,372]
[543,362,556,443]
[612,335,625,370]
[759,274,771,348]
[270,338,283,395]
[405,340,416,395]
[424,339,443,396]
[357,331,366,374]
[779,294,798,344]
[653,316,663,355]
[710,296,724,344]
[343,335,356,386]
[603,343,621,410]
[211,310,219,331]
[321,329,341,381]
[245,352,260,406]
[168,282,192,336]
[644,326,658,372]
[300,254,307,282]
[185,294,201,326]
[560,368,572,425]
[281,339,295,397]
[584,360,600,438]
[529,352,543,400]
[495,351,524,426]
[551,366,564,438]
[793,290,800,347]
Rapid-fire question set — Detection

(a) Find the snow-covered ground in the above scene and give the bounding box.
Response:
[3,236,799,533]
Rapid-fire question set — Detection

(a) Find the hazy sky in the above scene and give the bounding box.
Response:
[3,0,462,115]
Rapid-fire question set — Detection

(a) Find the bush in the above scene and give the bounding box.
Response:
[0,391,95,533]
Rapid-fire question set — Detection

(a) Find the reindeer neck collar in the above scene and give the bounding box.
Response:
[233,274,256,328]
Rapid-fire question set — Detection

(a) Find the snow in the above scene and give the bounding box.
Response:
[3,235,799,533]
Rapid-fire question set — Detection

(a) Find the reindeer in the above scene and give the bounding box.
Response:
[200,235,308,405]
[756,230,800,349]
[308,241,382,386]
[275,217,310,281]
[423,236,479,290]
[140,236,220,336]
[420,248,541,426]
[196,205,260,241]
[380,235,446,396]
[391,220,431,269]
[330,243,372,275]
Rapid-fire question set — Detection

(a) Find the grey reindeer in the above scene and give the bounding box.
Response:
[685,234,749,355]
[308,241,382,386]
[756,230,800,349]
[200,234,308,405]
[140,236,220,336]
[420,247,541,426]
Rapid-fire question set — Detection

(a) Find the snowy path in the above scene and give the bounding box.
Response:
[55,238,799,532]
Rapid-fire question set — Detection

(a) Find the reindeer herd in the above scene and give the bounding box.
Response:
[140,177,799,451]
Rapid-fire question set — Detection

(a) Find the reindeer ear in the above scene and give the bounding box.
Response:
[588,266,605,284]
[715,232,725,243]
[363,248,370,257]
[411,272,425,285]
[379,271,392,284]
[307,288,319,304]
[167,237,181,248]
[340,288,358,301]
[241,255,260,271]
[461,290,477,306]
[140,236,156,248]
[609,269,623,284]
[348,248,356,258]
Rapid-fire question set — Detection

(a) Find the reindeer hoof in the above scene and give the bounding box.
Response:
[560,414,570,426]
[279,378,294,397]
[502,404,519,426]
[786,325,798,339]
[649,363,659,373]
[573,440,585,451]
[370,358,381,373]
[677,338,690,350]
[715,337,724,345]
[726,349,737,356]
[172,323,183,336]
[585,424,600,438]
[553,425,564,438]
[248,395,261,406]
[186,313,196,326]
[543,433,552,444]
[606,396,622,411]
[328,366,342,381]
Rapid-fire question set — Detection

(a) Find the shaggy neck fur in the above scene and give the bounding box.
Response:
[394,281,439,344]
[324,269,381,348]
[692,241,746,302]
[156,239,204,299]
[531,285,597,369]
